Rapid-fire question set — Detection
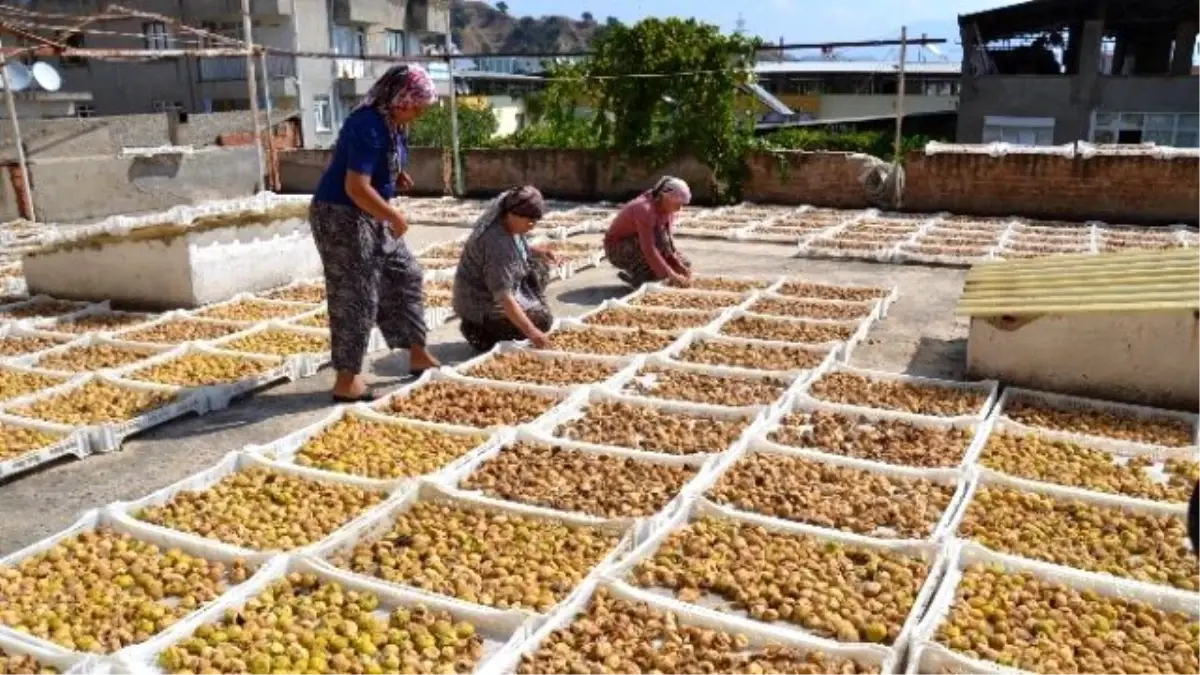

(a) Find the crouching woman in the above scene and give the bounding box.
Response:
[452,186,560,351]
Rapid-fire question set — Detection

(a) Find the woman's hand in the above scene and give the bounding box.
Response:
[668,272,692,288]
[385,209,408,238]
[532,245,562,265]
[527,329,552,349]
[397,171,414,192]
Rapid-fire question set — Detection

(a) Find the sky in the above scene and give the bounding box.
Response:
[496,0,1018,60]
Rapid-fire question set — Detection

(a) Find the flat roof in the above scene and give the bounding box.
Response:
[957,248,1200,316]
[754,61,960,76]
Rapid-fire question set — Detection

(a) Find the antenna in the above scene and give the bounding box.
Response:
[31,62,61,92]
[735,13,745,35]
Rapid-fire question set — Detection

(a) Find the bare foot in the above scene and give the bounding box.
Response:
[409,345,440,373]
[332,371,368,399]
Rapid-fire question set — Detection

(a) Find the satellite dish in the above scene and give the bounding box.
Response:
[31,62,61,92]
[0,63,31,91]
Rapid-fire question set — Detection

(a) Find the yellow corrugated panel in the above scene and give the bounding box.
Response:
[958,248,1200,317]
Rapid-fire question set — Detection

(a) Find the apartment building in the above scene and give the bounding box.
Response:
[956,0,1198,146]
[21,0,449,147]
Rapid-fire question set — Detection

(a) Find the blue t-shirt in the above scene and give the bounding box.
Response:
[313,107,407,206]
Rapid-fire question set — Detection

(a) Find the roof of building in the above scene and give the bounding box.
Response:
[956,248,1200,317]
[960,0,1198,39]
[755,109,955,131]
[754,61,961,75]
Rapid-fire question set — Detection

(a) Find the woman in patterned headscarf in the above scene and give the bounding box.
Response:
[604,176,695,288]
[453,185,562,352]
[310,64,440,402]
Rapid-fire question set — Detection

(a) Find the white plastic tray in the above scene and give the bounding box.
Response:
[745,291,881,323]
[113,343,291,413]
[697,438,971,542]
[578,298,731,333]
[309,481,639,617]
[371,368,582,431]
[758,396,988,470]
[486,577,898,675]
[603,353,802,410]
[210,321,332,378]
[994,386,1200,450]
[974,414,1200,504]
[943,467,1196,600]
[532,318,683,357]
[0,372,201,454]
[453,342,640,391]
[439,427,716,530]
[109,310,254,347]
[773,278,899,317]
[712,308,873,359]
[661,328,842,374]
[603,498,947,657]
[620,284,754,313]
[0,630,96,674]
[30,305,159,337]
[798,363,1000,421]
[0,508,257,665]
[108,450,394,563]
[110,554,534,675]
[185,292,316,323]
[539,388,767,459]
[0,295,96,324]
[13,334,173,377]
[0,409,88,480]
[905,540,1200,675]
[251,403,498,490]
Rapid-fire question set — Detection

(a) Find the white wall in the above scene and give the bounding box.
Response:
[817,94,958,120]
[485,96,526,136]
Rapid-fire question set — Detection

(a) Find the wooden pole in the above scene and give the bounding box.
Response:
[0,38,35,222]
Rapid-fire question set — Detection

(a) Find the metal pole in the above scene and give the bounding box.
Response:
[445,5,464,196]
[0,39,35,223]
[893,26,907,170]
[241,0,266,193]
[259,48,277,191]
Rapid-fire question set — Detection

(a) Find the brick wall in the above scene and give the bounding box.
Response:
[904,151,1199,224]
[276,147,1200,224]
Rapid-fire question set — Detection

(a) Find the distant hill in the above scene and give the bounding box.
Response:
[450,0,605,55]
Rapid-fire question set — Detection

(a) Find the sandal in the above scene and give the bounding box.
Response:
[332,389,381,404]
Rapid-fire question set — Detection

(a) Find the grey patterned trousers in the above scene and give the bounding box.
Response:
[309,201,427,374]
[604,232,692,287]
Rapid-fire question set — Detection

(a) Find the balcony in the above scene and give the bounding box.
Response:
[199,54,296,82]
[187,0,292,20]
[331,0,405,27]
[406,0,448,33]
[336,58,452,97]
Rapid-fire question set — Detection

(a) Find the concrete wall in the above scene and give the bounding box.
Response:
[817,94,958,121]
[957,75,1199,144]
[27,147,261,223]
[0,111,293,161]
[278,146,444,196]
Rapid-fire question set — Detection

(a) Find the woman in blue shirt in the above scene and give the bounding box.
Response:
[310,64,440,402]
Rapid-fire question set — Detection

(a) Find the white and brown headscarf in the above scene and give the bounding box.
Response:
[354,64,438,188]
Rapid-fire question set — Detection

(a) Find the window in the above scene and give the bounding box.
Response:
[386,30,406,56]
[314,95,333,132]
[332,25,366,57]
[61,32,85,66]
[143,21,171,50]
[982,116,1055,146]
[1091,111,1200,148]
[75,104,95,119]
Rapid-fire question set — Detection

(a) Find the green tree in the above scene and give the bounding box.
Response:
[495,1,508,14]
[529,17,761,200]
[408,101,498,148]
[582,11,594,22]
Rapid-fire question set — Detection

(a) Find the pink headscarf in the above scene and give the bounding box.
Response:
[356,64,438,114]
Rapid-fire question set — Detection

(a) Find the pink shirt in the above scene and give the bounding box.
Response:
[604,193,684,278]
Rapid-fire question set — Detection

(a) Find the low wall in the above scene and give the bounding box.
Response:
[258,145,1200,225]
[903,151,1199,224]
[278,147,445,197]
[28,147,261,223]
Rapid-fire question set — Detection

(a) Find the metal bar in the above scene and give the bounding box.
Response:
[259,48,278,191]
[241,0,265,194]
[445,5,463,197]
[892,26,907,208]
[0,37,35,223]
